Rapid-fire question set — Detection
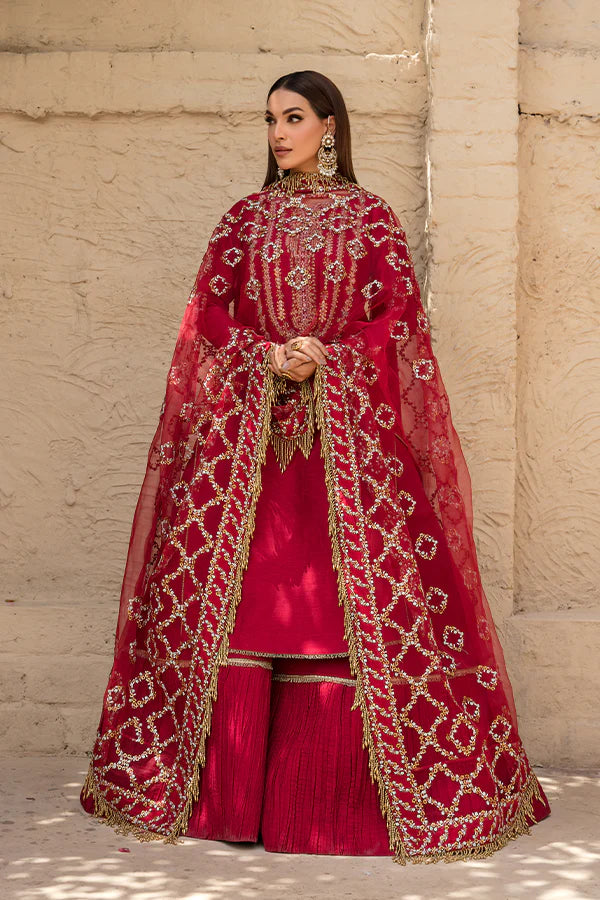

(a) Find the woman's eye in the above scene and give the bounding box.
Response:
[264,115,302,124]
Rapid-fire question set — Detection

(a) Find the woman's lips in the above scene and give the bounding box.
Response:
[275,148,292,155]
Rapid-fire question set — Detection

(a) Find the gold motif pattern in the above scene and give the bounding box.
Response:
[414,533,439,560]
[285,265,310,290]
[412,358,435,380]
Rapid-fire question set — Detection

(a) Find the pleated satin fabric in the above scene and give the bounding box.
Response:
[183,655,550,855]
[185,657,393,855]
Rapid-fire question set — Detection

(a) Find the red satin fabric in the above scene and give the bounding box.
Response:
[185,657,393,855]
[229,432,347,657]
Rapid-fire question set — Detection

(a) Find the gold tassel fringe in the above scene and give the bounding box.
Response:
[269,375,316,473]
[407,771,546,865]
[81,760,169,843]
[313,364,409,865]
[167,351,277,843]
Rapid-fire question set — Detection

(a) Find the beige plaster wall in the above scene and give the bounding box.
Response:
[0,0,598,767]
[519,0,600,50]
[426,1,521,636]
[1,1,423,54]
[509,0,600,766]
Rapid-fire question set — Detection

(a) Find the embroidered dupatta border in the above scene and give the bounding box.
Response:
[311,356,544,866]
[82,344,278,844]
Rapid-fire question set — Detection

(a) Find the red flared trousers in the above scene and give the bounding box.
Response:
[184,651,394,855]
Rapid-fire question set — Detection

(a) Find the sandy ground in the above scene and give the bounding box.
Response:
[1,759,599,900]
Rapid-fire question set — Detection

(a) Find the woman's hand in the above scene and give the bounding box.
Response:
[267,335,329,382]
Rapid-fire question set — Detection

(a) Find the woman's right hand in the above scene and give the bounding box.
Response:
[268,337,328,382]
[271,336,329,382]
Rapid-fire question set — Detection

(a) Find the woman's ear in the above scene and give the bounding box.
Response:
[325,114,336,137]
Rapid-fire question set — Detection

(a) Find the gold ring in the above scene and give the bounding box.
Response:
[290,339,304,351]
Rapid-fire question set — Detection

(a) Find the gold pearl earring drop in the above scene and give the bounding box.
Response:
[317,115,338,177]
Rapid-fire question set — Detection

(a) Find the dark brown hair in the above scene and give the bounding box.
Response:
[261,70,358,189]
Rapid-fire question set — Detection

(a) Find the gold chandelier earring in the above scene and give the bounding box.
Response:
[317,116,338,177]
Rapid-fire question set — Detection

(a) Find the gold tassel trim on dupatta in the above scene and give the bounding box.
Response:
[312,363,546,866]
[409,770,546,864]
[269,374,316,473]
[312,363,409,866]
[81,762,168,843]
[166,350,278,843]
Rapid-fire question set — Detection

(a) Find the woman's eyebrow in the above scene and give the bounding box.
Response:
[264,107,305,116]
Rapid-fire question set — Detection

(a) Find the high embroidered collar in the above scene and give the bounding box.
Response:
[268,170,355,194]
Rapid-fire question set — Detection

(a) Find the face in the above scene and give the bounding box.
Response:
[265,88,335,174]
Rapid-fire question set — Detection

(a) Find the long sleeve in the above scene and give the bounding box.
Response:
[190,200,267,353]
[325,201,421,362]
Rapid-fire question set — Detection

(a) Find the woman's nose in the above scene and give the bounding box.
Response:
[273,120,287,141]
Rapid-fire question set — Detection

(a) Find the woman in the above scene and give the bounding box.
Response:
[80,70,550,864]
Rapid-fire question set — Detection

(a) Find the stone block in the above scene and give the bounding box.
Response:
[0,51,427,118]
[516,115,600,613]
[1,0,425,56]
[0,702,67,754]
[429,195,519,233]
[428,132,517,168]
[63,705,101,754]
[25,655,112,706]
[431,98,517,134]
[520,0,600,51]
[505,611,600,767]
[0,602,115,657]
[519,46,600,117]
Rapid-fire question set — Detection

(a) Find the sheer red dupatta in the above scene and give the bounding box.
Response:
[311,197,549,861]
[326,200,517,726]
[325,201,518,721]
[82,200,276,840]
[112,200,271,658]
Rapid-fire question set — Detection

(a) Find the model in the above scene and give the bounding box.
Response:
[80,69,550,864]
